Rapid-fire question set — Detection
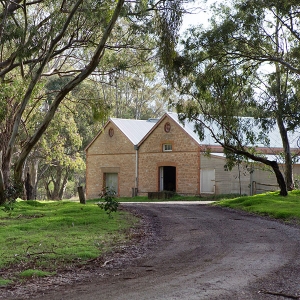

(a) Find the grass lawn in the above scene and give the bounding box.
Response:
[0,199,138,284]
[216,190,300,222]
[1,191,299,286]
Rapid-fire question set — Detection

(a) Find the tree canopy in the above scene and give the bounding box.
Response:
[0,0,188,203]
[167,0,300,196]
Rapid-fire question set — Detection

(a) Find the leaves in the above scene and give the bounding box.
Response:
[0,0,188,203]
[161,0,300,195]
[97,188,119,218]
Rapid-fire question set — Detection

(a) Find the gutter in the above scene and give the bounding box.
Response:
[134,145,139,196]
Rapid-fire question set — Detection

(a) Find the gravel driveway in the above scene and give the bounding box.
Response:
[4,203,300,300]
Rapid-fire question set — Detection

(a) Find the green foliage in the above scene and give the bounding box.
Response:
[0,0,186,205]
[165,0,300,195]
[97,188,119,218]
[2,177,24,205]
[33,83,88,199]
[1,200,15,214]
[155,0,183,77]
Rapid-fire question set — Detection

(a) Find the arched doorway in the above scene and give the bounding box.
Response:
[159,166,176,191]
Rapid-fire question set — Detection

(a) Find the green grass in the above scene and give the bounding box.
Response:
[19,269,55,278]
[0,278,12,286]
[3,191,299,286]
[0,200,138,283]
[216,190,300,222]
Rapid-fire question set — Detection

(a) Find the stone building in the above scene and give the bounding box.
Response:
[85,112,300,198]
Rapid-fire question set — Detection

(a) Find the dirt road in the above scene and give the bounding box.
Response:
[5,203,300,299]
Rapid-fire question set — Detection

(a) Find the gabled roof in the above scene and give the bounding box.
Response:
[136,112,209,147]
[110,118,157,145]
[166,112,217,145]
[85,117,157,151]
[86,112,300,152]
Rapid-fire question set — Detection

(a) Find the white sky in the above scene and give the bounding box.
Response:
[180,0,215,33]
[180,0,275,75]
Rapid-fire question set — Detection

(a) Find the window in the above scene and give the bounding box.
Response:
[163,144,172,152]
[105,173,118,193]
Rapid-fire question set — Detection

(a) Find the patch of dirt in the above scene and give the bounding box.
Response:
[2,204,300,300]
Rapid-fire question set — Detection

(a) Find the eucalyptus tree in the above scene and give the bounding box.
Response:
[38,103,85,200]
[96,67,171,119]
[0,0,187,203]
[32,76,105,200]
[166,0,300,195]
[175,62,288,195]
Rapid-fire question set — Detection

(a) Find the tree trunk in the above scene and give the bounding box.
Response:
[9,0,85,185]
[0,151,4,204]
[13,0,124,183]
[274,18,293,191]
[269,161,288,196]
[2,152,11,188]
[45,181,52,200]
[58,171,69,200]
[29,159,39,200]
[52,168,62,200]
[78,186,86,204]
[0,167,5,204]
[277,117,294,190]
[45,167,68,200]
[223,145,288,196]
[25,172,33,200]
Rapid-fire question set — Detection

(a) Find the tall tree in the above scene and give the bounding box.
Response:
[0,0,187,203]
[166,0,300,195]
[0,0,125,203]
[175,62,289,195]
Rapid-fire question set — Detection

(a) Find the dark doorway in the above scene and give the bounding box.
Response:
[160,166,176,191]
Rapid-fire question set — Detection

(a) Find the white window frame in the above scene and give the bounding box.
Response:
[163,144,172,152]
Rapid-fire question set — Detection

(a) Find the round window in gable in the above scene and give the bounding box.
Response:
[164,122,171,133]
[108,128,114,137]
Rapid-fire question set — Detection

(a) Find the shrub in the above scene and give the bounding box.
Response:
[97,187,119,218]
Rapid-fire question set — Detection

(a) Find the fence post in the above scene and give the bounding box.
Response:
[78,186,86,204]
[132,187,138,197]
[252,181,256,195]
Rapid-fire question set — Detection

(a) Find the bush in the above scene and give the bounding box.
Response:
[4,177,23,204]
[97,187,119,218]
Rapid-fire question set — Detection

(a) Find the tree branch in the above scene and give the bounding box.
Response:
[14,0,125,179]
[6,0,84,178]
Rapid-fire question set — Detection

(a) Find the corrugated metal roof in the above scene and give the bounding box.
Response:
[111,118,157,145]
[167,112,214,145]
[105,113,300,150]
[211,152,279,161]
[167,112,300,149]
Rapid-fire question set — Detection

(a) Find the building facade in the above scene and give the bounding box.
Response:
[85,112,300,198]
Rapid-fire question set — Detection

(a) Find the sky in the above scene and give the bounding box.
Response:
[181,0,215,33]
